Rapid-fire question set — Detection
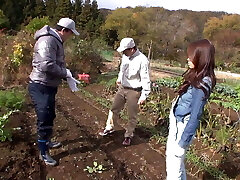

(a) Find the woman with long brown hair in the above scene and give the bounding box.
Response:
[166,39,216,180]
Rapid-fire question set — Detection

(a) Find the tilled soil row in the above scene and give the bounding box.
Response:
[0,86,196,180]
[44,87,196,180]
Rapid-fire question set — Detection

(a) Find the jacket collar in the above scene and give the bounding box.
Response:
[129,49,140,60]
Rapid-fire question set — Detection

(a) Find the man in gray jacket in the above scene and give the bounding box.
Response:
[28,18,79,166]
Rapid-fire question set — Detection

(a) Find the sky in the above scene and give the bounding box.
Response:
[96,0,240,15]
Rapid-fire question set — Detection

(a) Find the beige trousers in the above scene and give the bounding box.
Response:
[105,86,141,138]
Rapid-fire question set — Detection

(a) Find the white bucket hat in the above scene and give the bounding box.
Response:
[117,38,135,52]
[57,18,79,35]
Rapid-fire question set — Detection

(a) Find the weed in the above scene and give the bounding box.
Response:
[48,178,55,180]
[0,110,18,142]
[84,161,106,174]
[0,90,25,112]
[186,148,229,180]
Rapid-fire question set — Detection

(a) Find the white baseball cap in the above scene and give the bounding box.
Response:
[117,38,135,52]
[57,18,79,35]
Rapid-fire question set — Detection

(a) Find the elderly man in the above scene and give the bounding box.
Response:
[28,18,80,166]
[99,38,151,146]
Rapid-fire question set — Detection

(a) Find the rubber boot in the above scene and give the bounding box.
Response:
[38,139,57,166]
[47,140,62,149]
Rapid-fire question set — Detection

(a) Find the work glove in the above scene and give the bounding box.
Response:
[66,68,73,78]
[67,77,80,92]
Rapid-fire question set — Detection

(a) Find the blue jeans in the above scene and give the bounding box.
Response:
[28,82,57,141]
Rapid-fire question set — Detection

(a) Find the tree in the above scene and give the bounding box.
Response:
[203,15,240,40]
[72,0,82,21]
[23,0,37,22]
[55,0,73,21]
[103,8,137,40]
[85,0,103,38]
[91,0,99,20]
[0,0,26,30]
[0,10,10,29]
[35,0,46,17]
[45,0,57,20]
[77,0,92,29]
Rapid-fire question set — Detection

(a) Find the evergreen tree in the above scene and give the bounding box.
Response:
[55,0,73,21]
[91,0,99,20]
[23,0,37,24]
[72,0,83,22]
[77,0,91,29]
[0,0,26,30]
[0,10,10,29]
[35,0,46,17]
[46,0,56,20]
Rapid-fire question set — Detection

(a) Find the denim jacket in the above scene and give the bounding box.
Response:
[174,77,212,148]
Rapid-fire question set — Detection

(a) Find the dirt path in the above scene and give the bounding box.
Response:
[0,86,198,180]
[40,86,198,180]
[43,87,166,179]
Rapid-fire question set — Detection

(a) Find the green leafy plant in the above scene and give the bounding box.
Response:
[48,178,55,180]
[0,110,18,142]
[155,77,183,89]
[84,161,106,174]
[186,148,229,180]
[215,125,233,149]
[0,90,25,111]
[25,16,50,34]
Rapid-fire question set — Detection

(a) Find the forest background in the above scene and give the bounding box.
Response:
[0,0,240,85]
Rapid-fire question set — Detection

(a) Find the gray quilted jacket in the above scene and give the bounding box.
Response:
[29,25,67,87]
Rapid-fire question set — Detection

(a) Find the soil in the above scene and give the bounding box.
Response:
[0,77,239,179]
[0,84,195,180]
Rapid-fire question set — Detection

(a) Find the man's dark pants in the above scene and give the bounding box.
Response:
[28,82,58,141]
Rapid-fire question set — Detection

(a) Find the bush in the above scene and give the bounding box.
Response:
[25,16,50,34]
[0,89,25,142]
[0,90,25,112]
[0,30,34,86]
[65,37,105,80]
[0,10,9,29]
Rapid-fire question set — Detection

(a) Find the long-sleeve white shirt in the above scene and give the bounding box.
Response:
[117,49,151,102]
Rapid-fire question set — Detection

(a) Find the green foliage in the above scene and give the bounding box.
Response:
[104,77,117,89]
[214,84,238,98]
[22,0,37,21]
[76,0,103,39]
[84,161,106,174]
[155,77,183,89]
[155,77,240,112]
[46,0,57,20]
[0,10,9,29]
[65,37,104,75]
[77,0,91,29]
[55,0,72,21]
[35,0,46,17]
[0,90,24,142]
[103,8,137,40]
[215,125,235,148]
[0,110,17,142]
[72,0,82,22]
[25,16,50,34]
[186,149,229,180]
[0,90,25,111]
[101,50,114,61]
[0,0,25,30]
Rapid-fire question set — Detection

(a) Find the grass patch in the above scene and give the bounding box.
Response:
[101,50,114,62]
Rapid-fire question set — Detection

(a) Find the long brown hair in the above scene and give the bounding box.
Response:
[178,39,216,97]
